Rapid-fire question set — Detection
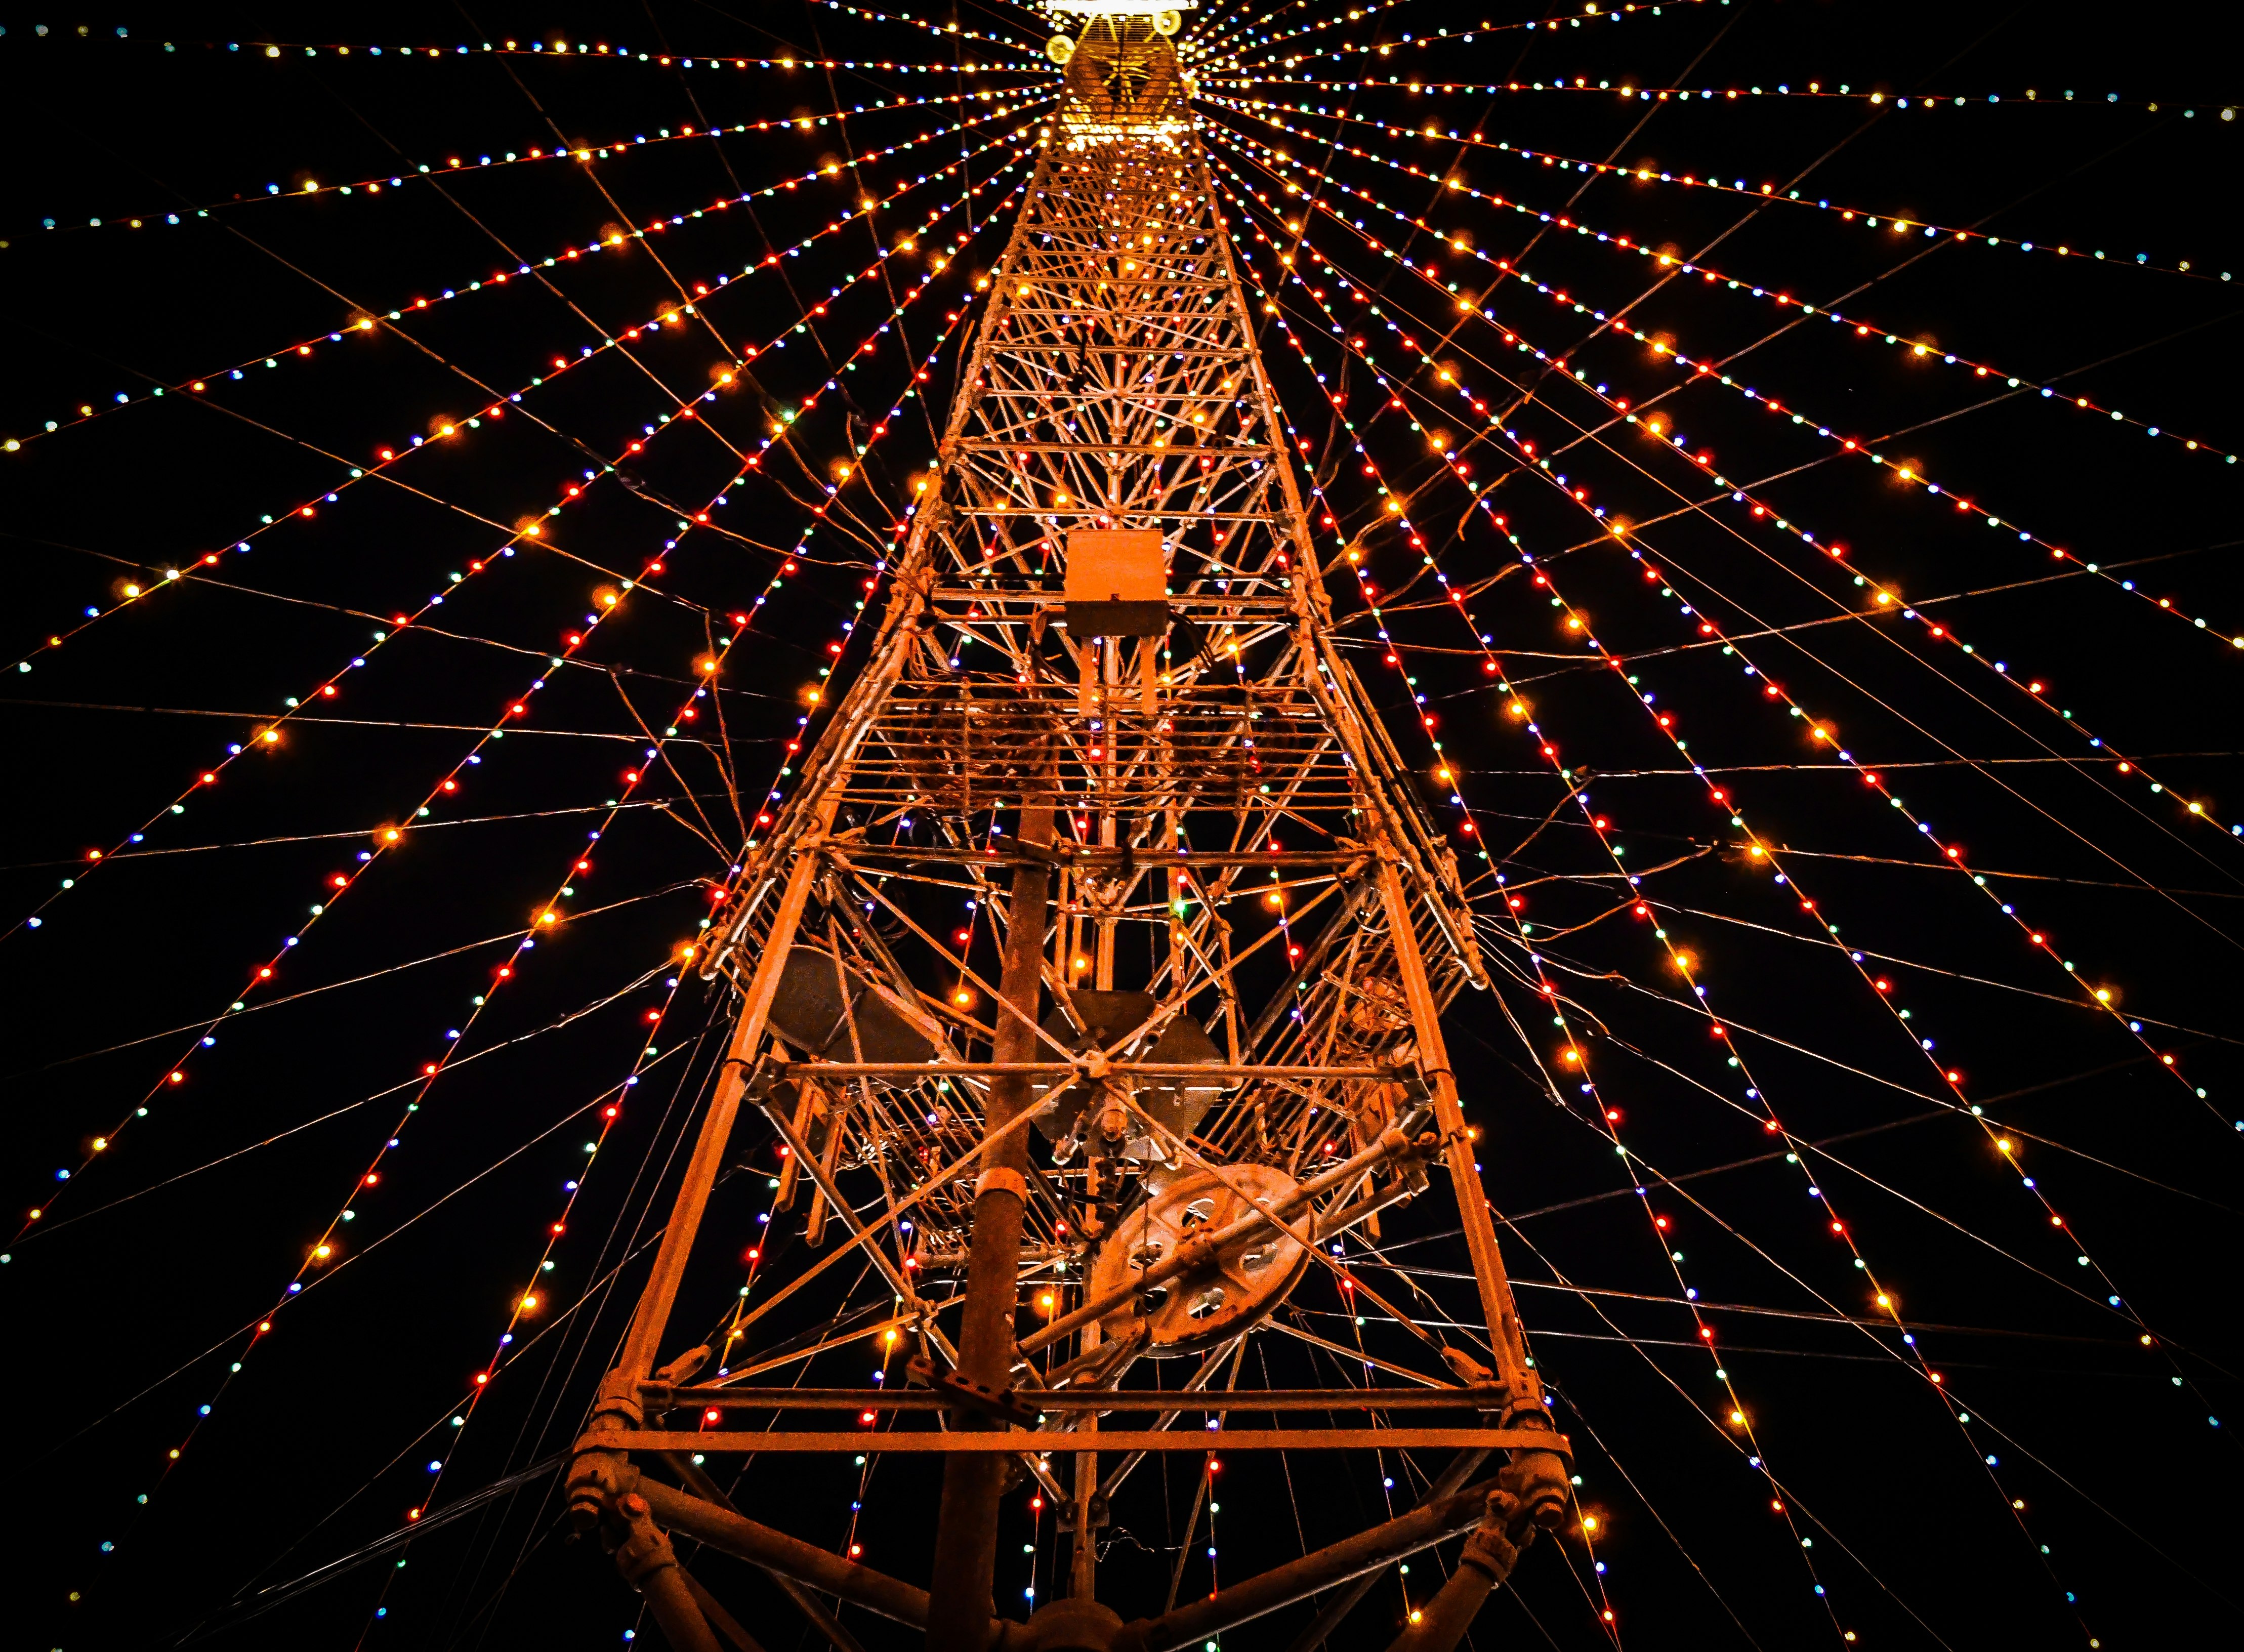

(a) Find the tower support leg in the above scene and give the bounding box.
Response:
[1381,1481,1533,1652]
[611,1491,724,1652]
[927,796,1057,1650]
[569,816,830,1533]
[1373,855,1570,1522]
[1070,1320,1100,1601]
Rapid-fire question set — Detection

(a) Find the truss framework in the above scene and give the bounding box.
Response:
[569,35,1568,1651]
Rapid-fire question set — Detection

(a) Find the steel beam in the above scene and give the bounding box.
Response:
[1281,1449,1488,1652]
[634,1476,934,1629]
[680,1571,768,1652]
[642,1388,1496,1413]
[926,795,1057,1652]
[1112,1478,1501,1652]
[613,811,830,1385]
[603,1429,1566,1455]
[763,1061,1402,1080]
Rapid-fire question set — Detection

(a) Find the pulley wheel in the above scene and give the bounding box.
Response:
[1088,1165,1309,1355]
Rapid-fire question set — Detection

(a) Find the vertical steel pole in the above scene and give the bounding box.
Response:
[1372,857,1533,1394]
[926,790,1057,1651]
[1071,1318,1101,1600]
[1372,853,1571,1526]
[616,802,833,1385]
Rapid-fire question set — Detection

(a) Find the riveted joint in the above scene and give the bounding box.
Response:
[1500,1444,1571,1533]
[565,1442,639,1535]
[1456,1494,1527,1583]
[609,1491,689,1594]
[1057,1491,1111,1531]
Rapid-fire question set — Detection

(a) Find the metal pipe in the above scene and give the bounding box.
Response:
[639,1562,724,1652]
[614,811,831,1386]
[1069,1318,1099,1601]
[1112,1479,1499,1652]
[769,1572,872,1652]
[1385,1566,1494,1652]
[1094,1336,1241,1507]
[1281,1450,1488,1652]
[634,1476,933,1629]
[731,1097,1053,1343]
[837,847,1345,866]
[612,1493,723,1652]
[1373,856,1516,1376]
[752,1086,922,1327]
[1374,851,1571,1512]
[680,1571,767,1652]
[657,1453,870,1652]
[645,1388,1491,1413]
[764,1061,1402,1080]
[927,790,1057,1652]
[1383,1498,1530,1652]
[1310,1177,1423,1243]
[603,1429,1557,1456]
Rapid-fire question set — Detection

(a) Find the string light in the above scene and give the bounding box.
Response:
[1207,92,2240,292]
[1195,0,1716,77]
[135,23,1046,70]
[23,88,1033,247]
[1218,151,2233,1148]
[1213,111,2244,650]
[1226,193,2142,1636]
[40,141,1030,1629]
[1212,121,2244,728]
[5,99,1044,458]
[1210,72,2234,133]
[14,162,1030,1224]
[1219,206,1852,1632]
[19,18,2226,1643]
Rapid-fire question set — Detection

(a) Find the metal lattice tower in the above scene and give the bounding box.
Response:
[567,14,1571,1649]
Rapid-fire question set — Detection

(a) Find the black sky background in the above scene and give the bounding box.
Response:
[3,3,2242,1648]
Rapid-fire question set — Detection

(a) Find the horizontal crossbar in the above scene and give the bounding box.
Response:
[957,509,1286,522]
[605,1428,1566,1454]
[764,1061,1401,1080]
[833,846,1360,869]
[927,589,1294,609]
[644,1387,1496,1412]
[951,440,1275,456]
[996,347,1251,358]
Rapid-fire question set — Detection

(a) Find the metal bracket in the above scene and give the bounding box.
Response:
[906,1355,1041,1426]
[1057,1492,1111,1530]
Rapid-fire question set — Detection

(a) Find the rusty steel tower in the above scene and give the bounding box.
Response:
[566,7,1571,1647]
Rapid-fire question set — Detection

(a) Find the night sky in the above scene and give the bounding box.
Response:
[4,4,2241,1648]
